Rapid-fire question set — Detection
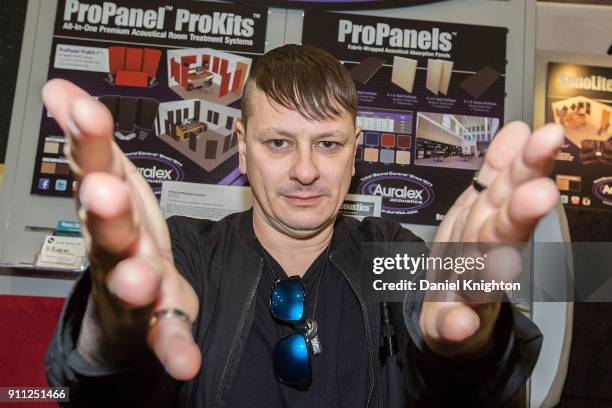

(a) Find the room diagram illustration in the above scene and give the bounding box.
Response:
[155,99,241,172]
[167,48,251,106]
[551,96,612,165]
[415,112,499,170]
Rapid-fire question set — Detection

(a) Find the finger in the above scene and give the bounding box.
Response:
[148,267,201,380]
[69,97,120,177]
[487,123,564,208]
[480,178,559,242]
[421,301,501,357]
[107,257,162,308]
[149,317,201,380]
[42,79,90,129]
[436,122,532,242]
[120,157,173,256]
[42,79,120,178]
[436,303,480,343]
[459,124,562,242]
[420,302,482,356]
[79,172,139,256]
[477,121,532,185]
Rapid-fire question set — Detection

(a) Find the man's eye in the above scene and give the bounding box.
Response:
[317,141,339,149]
[269,140,289,148]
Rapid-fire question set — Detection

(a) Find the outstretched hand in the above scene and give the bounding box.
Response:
[43,79,201,380]
[419,121,564,357]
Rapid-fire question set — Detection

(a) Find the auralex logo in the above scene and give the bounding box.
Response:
[138,166,173,180]
[358,172,434,216]
[371,185,424,199]
[127,152,184,194]
[593,177,612,206]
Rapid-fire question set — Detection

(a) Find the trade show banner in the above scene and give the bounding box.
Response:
[32,0,268,197]
[234,0,449,9]
[547,62,612,212]
[302,11,507,225]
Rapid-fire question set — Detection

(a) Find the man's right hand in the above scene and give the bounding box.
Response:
[43,79,201,380]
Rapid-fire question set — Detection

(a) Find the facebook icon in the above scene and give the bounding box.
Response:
[38,178,51,190]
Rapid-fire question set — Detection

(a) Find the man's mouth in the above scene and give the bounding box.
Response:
[283,194,323,206]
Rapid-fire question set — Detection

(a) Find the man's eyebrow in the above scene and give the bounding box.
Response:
[256,127,295,138]
[255,127,350,139]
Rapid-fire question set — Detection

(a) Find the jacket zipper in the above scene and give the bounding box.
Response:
[213,260,263,408]
[331,256,375,408]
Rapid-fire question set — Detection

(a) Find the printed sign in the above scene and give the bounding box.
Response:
[547,62,612,212]
[32,0,268,197]
[303,11,507,224]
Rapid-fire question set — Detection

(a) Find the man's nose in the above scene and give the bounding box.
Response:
[289,147,320,186]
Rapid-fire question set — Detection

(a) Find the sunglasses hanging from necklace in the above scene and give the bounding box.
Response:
[257,237,330,390]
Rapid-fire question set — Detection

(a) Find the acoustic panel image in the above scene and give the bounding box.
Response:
[155,99,241,172]
[426,59,454,95]
[391,57,417,93]
[107,47,161,88]
[167,48,251,106]
[459,66,501,99]
[98,95,159,141]
[426,59,443,95]
[438,60,454,95]
[350,57,385,85]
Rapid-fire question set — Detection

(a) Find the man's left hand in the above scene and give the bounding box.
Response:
[419,121,564,358]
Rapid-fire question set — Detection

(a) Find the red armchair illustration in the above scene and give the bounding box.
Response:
[107,46,161,88]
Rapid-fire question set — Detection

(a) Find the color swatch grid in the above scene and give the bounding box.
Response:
[356,131,412,165]
[355,109,413,166]
[40,137,70,176]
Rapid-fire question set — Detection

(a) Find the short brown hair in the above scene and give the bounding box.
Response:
[240,44,357,126]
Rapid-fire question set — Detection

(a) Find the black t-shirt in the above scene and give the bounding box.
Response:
[227,232,369,407]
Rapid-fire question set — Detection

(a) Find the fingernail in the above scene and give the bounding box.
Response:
[67,114,81,140]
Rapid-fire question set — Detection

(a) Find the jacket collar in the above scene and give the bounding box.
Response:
[237,208,366,285]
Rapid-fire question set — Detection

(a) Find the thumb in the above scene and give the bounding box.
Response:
[436,303,480,343]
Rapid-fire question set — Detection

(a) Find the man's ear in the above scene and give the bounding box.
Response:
[236,119,247,175]
[352,125,362,177]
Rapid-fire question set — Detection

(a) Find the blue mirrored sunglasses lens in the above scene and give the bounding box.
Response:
[273,333,311,385]
[271,279,304,321]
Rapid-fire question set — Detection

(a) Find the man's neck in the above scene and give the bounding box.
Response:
[252,208,334,277]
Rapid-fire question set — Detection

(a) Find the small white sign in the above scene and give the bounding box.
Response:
[339,193,381,220]
[36,235,87,270]
[160,181,381,221]
[160,181,252,221]
[54,44,109,73]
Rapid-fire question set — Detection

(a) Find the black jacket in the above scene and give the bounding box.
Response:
[45,210,543,407]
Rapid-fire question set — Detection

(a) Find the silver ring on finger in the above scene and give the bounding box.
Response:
[149,308,192,328]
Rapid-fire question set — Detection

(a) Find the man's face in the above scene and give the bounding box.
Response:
[237,88,360,238]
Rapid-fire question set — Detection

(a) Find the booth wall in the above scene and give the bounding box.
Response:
[535,2,612,406]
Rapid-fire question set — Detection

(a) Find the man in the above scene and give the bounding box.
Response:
[44,44,562,407]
